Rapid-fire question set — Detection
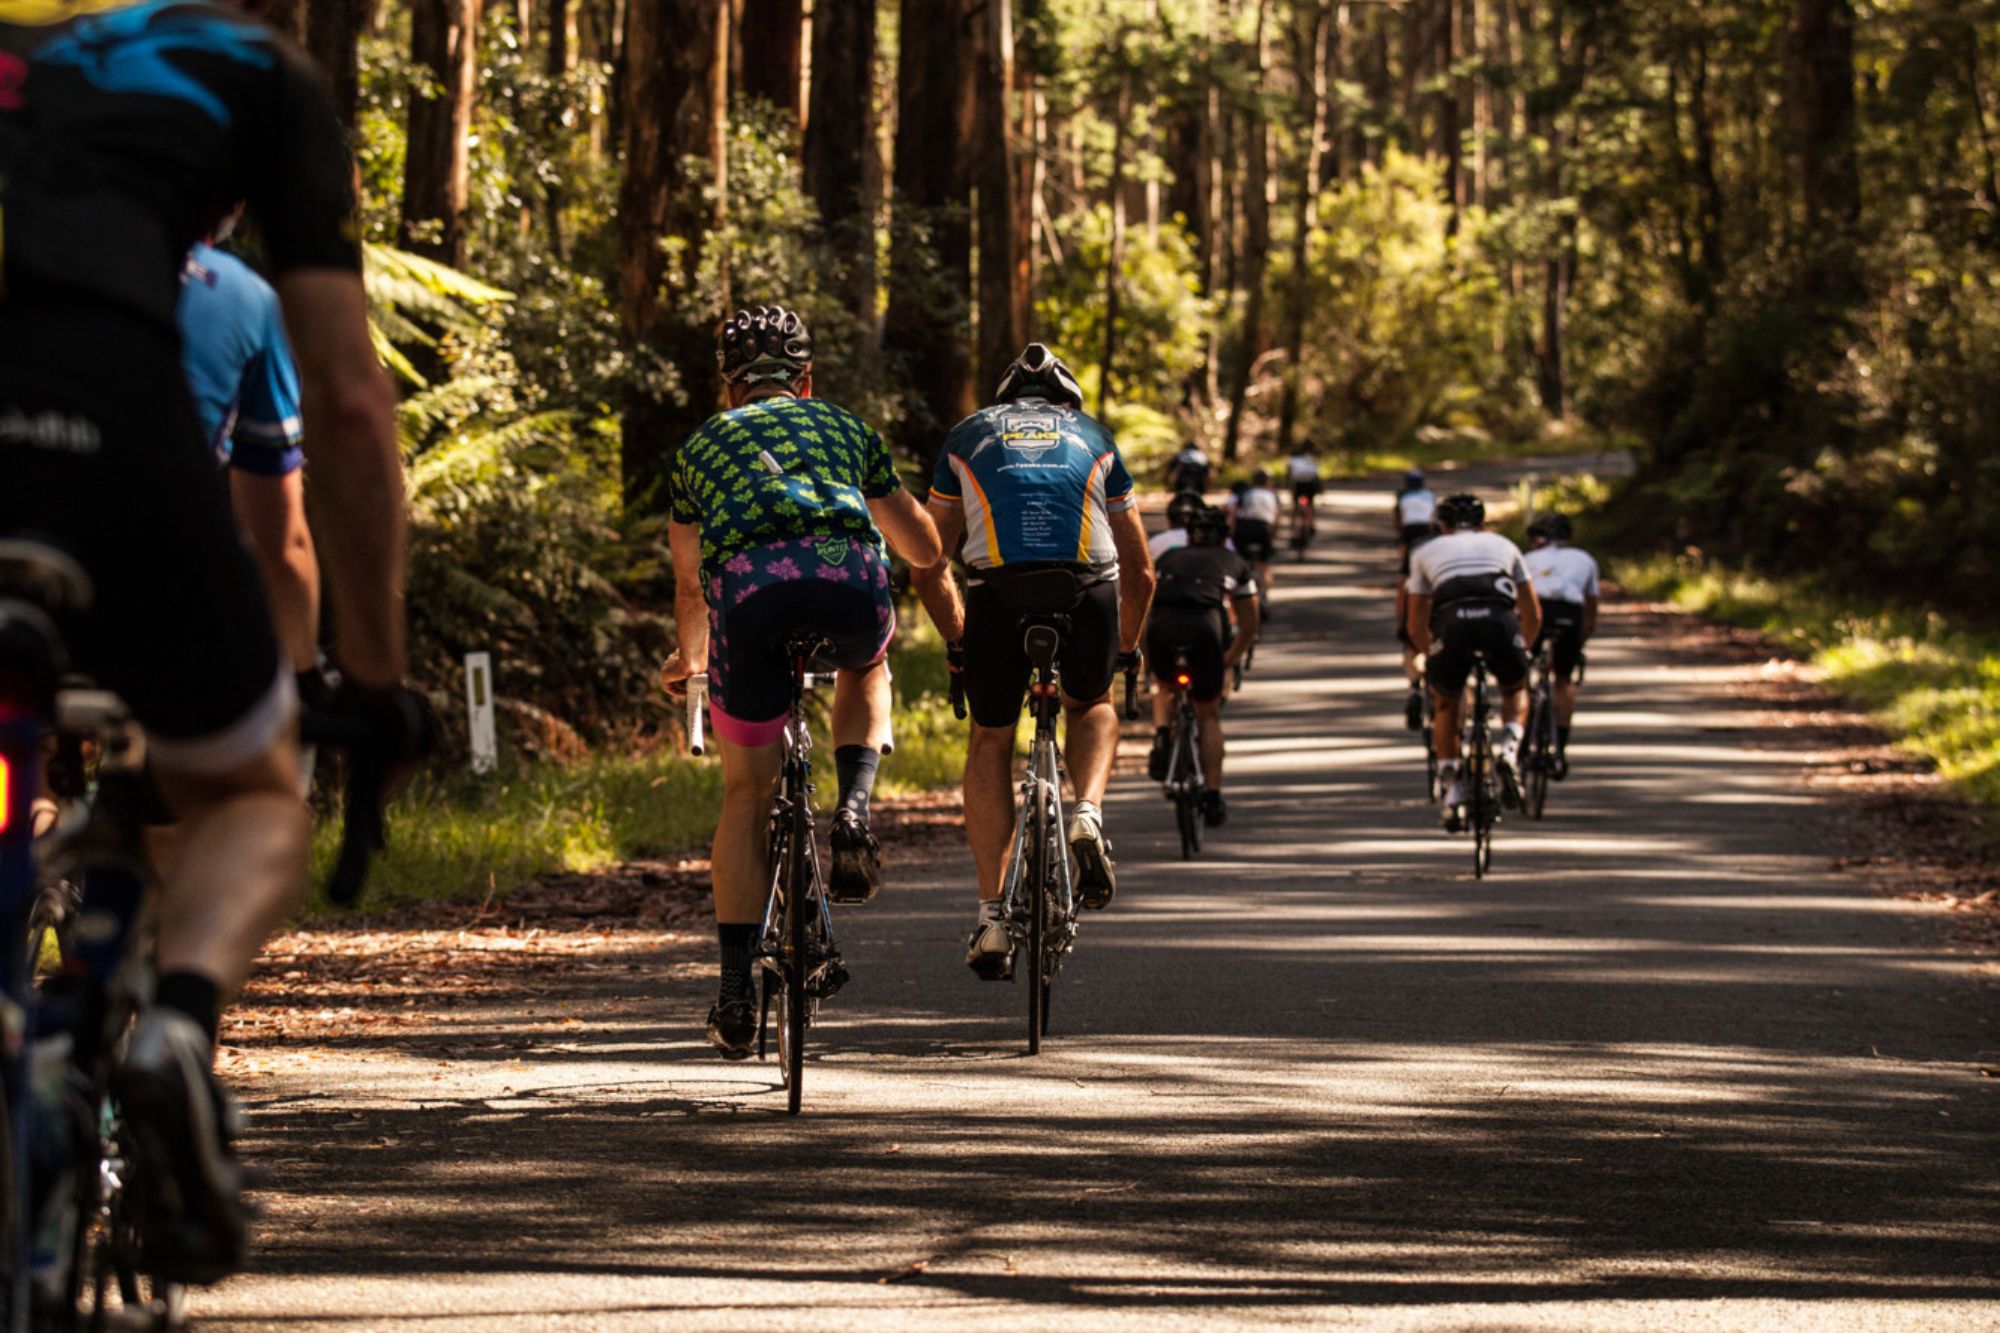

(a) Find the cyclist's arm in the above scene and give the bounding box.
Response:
[667,519,709,673]
[1407,593,1434,653]
[1515,579,1543,646]
[1583,592,1599,638]
[278,271,405,688]
[1108,507,1155,654]
[912,499,967,643]
[868,489,943,568]
[229,469,320,670]
[1225,592,1261,663]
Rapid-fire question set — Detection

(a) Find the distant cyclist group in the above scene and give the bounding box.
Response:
[0,0,1601,1315]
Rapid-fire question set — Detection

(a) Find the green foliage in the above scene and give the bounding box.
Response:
[1038,207,1215,424]
[1618,555,2000,817]
[1300,151,1529,457]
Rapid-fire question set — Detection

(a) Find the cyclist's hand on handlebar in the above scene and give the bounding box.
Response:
[946,640,967,720]
[1116,650,1142,720]
[659,650,696,699]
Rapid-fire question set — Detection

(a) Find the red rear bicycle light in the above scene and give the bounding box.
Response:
[0,752,12,835]
[1175,672,1192,688]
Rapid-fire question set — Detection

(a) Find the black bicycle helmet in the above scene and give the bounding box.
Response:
[1187,505,1230,544]
[1166,491,1204,530]
[994,343,1084,409]
[717,305,813,387]
[1527,512,1573,544]
[1437,492,1485,529]
[1251,469,1272,488]
[1401,468,1426,491]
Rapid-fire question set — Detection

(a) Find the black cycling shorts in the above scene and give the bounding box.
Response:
[1536,600,1588,681]
[1398,525,1435,575]
[1233,519,1275,563]
[707,535,894,747]
[1145,605,1229,703]
[0,303,287,775]
[1427,603,1530,697]
[962,569,1120,728]
[1290,477,1322,501]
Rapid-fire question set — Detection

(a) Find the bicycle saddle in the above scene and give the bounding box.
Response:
[1022,622,1064,671]
[782,632,838,664]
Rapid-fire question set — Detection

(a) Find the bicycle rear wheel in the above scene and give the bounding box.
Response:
[1469,741,1493,879]
[1526,693,1553,821]
[779,804,808,1114]
[1025,785,1047,1056]
[1175,788,1200,859]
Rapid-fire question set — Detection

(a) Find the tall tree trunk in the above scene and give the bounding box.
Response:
[1788,0,1860,303]
[617,0,729,503]
[1276,2,1329,454]
[804,0,880,334]
[737,0,803,122]
[973,0,1022,395]
[1439,0,1462,231]
[1100,56,1130,421]
[402,0,482,269]
[1222,0,1271,461]
[265,0,305,44]
[886,0,977,469]
[1532,0,1569,417]
[306,0,376,127]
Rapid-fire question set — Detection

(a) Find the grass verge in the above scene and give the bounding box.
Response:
[310,614,966,912]
[1618,554,2000,815]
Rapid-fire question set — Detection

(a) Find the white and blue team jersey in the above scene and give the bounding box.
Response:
[930,398,1138,572]
[177,243,305,476]
[1525,544,1601,604]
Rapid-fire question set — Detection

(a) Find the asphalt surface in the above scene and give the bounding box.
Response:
[206,464,2000,1330]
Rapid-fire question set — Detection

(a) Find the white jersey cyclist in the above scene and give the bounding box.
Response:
[1234,485,1281,526]
[1524,543,1601,605]
[1286,454,1319,484]
[1397,487,1438,528]
[1407,530,1532,607]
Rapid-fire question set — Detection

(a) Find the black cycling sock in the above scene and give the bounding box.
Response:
[834,744,880,823]
[1557,724,1571,752]
[1154,726,1171,744]
[154,971,221,1047]
[717,923,757,1006]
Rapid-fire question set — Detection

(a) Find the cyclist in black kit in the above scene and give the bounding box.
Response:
[1,0,408,1282]
[1144,507,1261,825]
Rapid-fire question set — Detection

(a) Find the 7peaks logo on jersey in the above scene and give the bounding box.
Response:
[998,409,1063,462]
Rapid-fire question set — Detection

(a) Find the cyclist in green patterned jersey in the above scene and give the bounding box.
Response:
[659,306,943,1060]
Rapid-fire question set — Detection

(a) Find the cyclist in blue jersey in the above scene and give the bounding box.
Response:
[912,345,1156,976]
[180,224,319,671]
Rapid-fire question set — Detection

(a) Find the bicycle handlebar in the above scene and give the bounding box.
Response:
[298,684,435,907]
[685,672,709,755]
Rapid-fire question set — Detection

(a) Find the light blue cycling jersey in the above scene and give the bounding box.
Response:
[929,399,1136,571]
[177,243,305,476]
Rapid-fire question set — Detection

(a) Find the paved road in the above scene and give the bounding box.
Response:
[208,467,1999,1330]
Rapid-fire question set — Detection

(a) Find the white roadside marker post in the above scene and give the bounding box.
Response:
[465,652,497,775]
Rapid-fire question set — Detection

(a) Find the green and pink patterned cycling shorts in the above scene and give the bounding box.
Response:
[706,534,895,747]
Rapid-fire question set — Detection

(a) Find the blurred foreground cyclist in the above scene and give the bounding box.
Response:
[0,0,408,1280]
[659,306,941,1058]
[913,344,1155,972]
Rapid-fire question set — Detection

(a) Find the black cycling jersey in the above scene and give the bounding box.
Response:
[0,0,360,334]
[1153,542,1258,613]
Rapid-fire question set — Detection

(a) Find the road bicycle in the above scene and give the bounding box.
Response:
[952,572,1138,1055]
[1158,650,1206,861]
[1520,646,1558,821]
[686,636,846,1116]
[1457,651,1505,879]
[0,539,422,1331]
[1288,493,1316,561]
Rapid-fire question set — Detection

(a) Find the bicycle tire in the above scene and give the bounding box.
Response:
[1039,794,1056,1039]
[780,793,808,1114]
[1527,689,1553,821]
[1025,779,1046,1056]
[1424,727,1440,802]
[1176,789,1198,859]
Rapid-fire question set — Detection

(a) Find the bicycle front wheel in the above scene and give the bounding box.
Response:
[1469,744,1493,879]
[780,810,809,1113]
[1527,698,1553,821]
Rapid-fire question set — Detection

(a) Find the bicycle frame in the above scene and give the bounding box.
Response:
[997,622,1078,1053]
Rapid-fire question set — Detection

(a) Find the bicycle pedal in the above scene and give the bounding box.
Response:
[968,951,1015,982]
